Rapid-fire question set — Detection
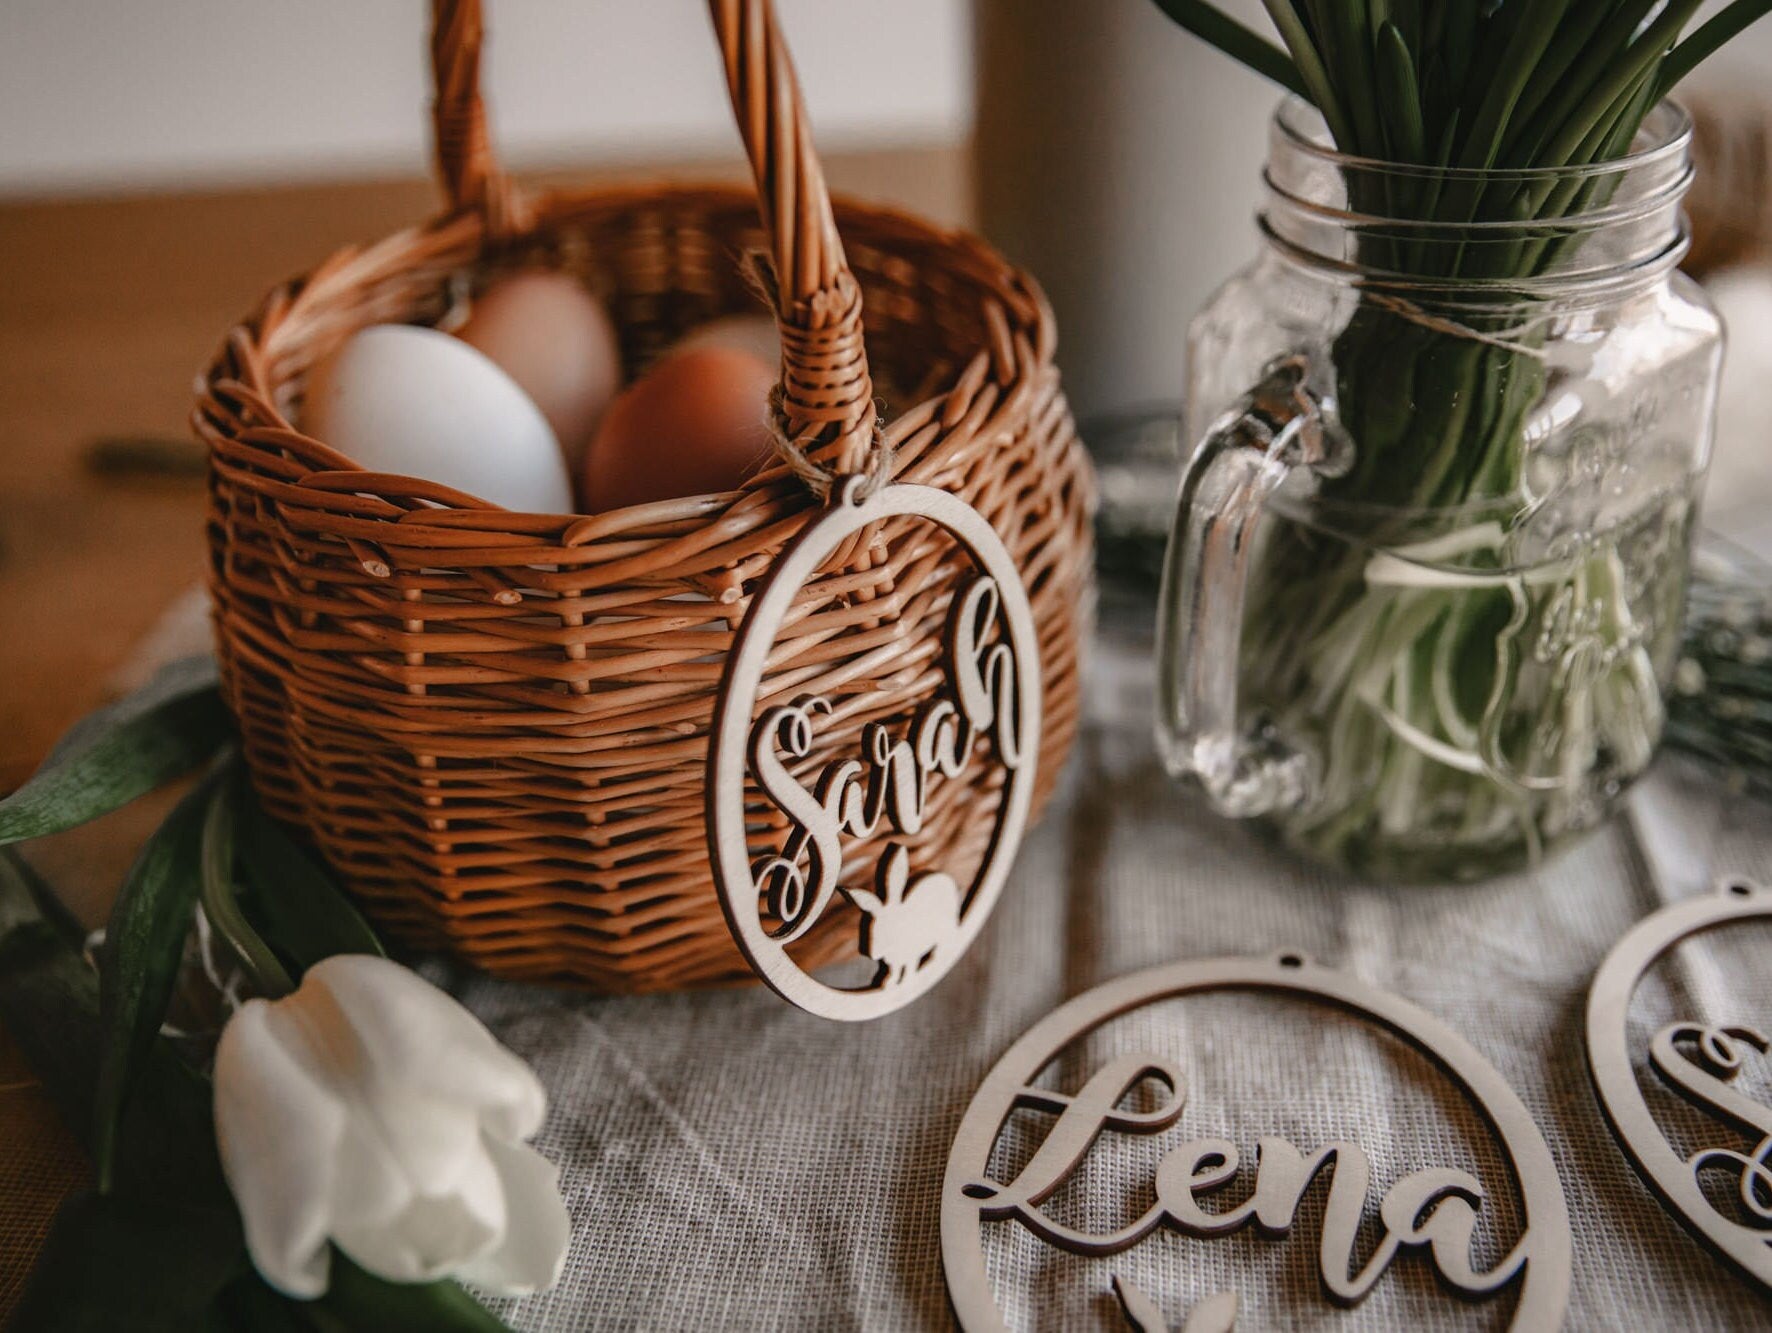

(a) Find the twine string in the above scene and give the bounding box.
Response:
[764,386,894,502]
[1363,290,1552,360]
[741,250,893,501]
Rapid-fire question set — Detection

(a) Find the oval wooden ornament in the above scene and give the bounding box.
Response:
[707,476,1041,1022]
[1586,878,1772,1291]
[942,953,1572,1331]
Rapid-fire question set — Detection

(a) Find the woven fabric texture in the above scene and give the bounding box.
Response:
[4,609,1768,1327]
[0,1031,88,1317]
[448,615,1772,1331]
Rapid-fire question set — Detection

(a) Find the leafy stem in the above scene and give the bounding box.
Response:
[1659,0,1772,95]
[1149,0,1772,199]
[200,765,294,1000]
[0,667,512,1330]
[1149,0,1308,98]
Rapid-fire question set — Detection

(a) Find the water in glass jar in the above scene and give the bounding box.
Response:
[1238,479,1700,881]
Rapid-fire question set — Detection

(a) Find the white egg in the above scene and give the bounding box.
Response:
[302,324,575,513]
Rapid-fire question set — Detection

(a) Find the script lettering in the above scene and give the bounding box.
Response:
[960,1054,1528,1303]
[750,699,845,940]
[748,574,1022,949]
[952,578,1022,767]
[1651,1022,1772,1230]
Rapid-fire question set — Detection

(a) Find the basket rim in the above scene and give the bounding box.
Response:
[198,182,1062,552]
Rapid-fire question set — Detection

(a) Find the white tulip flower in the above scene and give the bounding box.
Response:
[213,954,569,1299]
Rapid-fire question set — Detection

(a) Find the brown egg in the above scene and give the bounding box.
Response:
[671,313,781,366]
[581,346,778,511]
[456,271,621,465]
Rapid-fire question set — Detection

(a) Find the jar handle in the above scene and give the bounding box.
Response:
[1154,355,1347,818]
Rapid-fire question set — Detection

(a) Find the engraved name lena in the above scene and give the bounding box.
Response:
[747,575,1024,961]
[961,1052,1530,1305]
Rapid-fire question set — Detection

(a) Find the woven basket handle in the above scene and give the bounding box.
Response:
[430,0,880,481]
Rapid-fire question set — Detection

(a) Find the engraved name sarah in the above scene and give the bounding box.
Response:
[707,477,1042,1021]
[749,576,1024,946]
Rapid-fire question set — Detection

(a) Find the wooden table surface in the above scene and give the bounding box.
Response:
[0,142,966,1316]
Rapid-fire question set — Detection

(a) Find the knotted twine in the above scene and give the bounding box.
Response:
[740,250,893,501]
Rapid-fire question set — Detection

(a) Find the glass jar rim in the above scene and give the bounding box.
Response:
[1271,94,1693,188]
[1260,95,1694,301]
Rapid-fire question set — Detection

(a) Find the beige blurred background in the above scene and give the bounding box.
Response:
[0,0,970,196]
[9,1,1769,444]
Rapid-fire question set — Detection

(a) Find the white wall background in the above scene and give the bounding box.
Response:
[3,2,1769,202]
[0,1,971,197]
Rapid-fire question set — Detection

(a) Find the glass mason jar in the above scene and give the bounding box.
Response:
[1156,99,1723,883]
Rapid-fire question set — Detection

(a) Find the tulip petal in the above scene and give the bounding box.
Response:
[306,956,547,1141]
[269,956,521,1198]
[328,1109,415,1230]
[331,1139,505,1285]
[341,1078,491,1212]
[213,955,566,1300]
[213,1000,347,1299]
[455,1134,571,1297]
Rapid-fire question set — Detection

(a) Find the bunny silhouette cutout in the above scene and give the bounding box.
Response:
[1113,1278,1237,1333]
[846,845,961,986]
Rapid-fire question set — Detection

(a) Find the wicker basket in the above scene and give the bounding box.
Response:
[197,0,1093,993]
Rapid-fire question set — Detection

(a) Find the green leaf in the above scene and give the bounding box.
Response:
[0,847,82,947]
[1148,0,1308,98]
[200,770,293,998]
[1515,60,1660,237]
[93,761,223,1192]
[0,656,229,847]
[1509,0,1658,167]
[1375,21,1425,164]
[1535,0,1704,172]
[1326,0,1385,159]
[1658,0,1772,95]
[0,886,102,1133]
[212,1275,328,1333]
[1,850,231,1206]
[1458,0,1528,120]
[1454,0,1571,171]
[312,1255,511,1333]
[1441,0,1479,102]
[204,1251,515,1333]
[1,857,502,1333]
[1261,0,1356,149]
[236,789,384,974]
[1504,0,1625,156]
[6,1192,246,1333]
